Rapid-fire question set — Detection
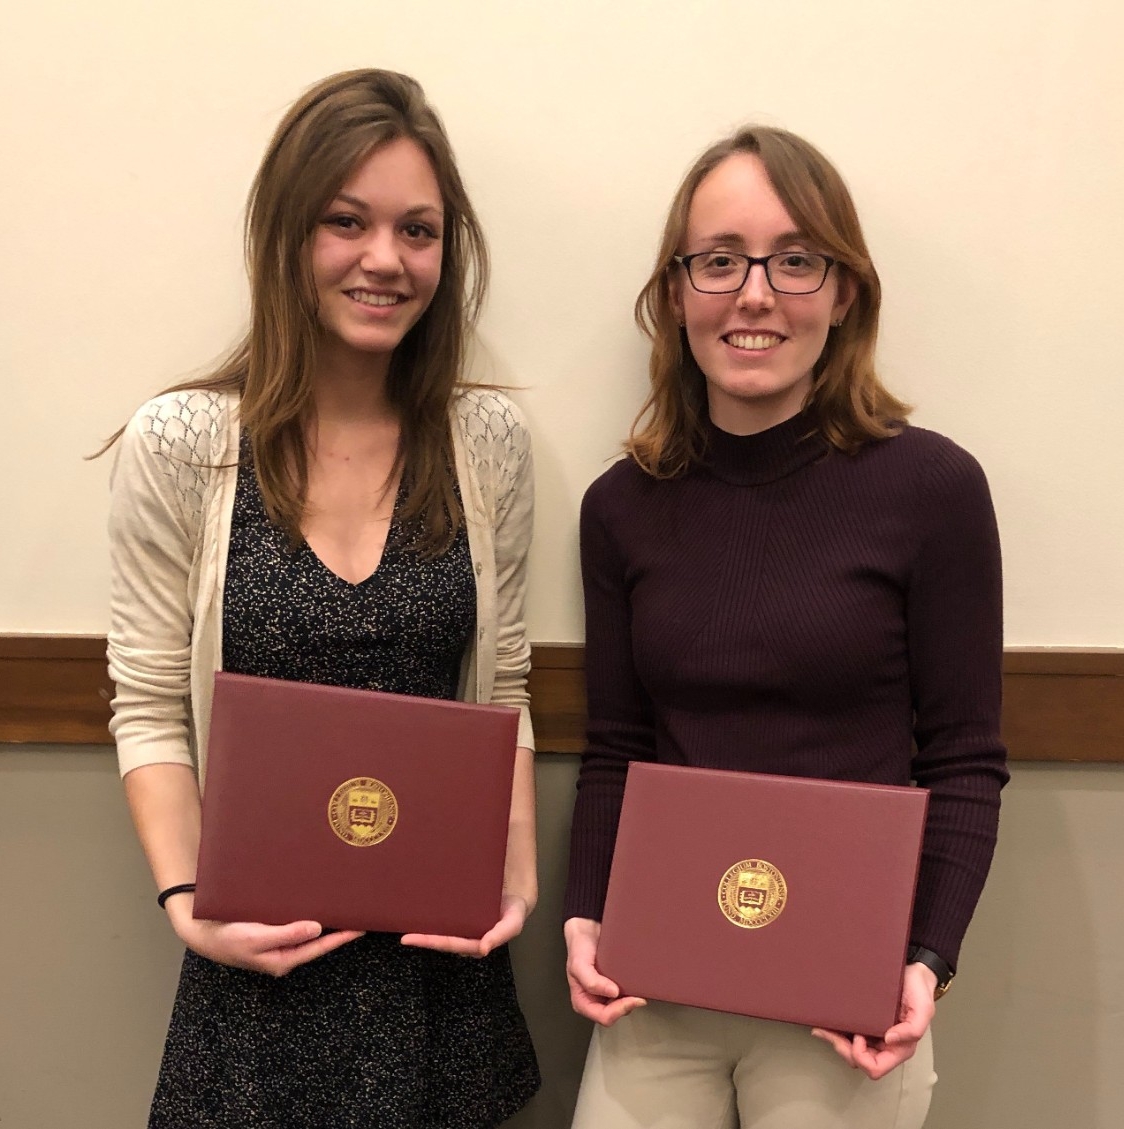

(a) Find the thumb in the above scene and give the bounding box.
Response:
[267,920,324,948]
[577,963,619,997]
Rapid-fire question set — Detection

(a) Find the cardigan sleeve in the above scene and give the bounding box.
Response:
[469,390,535,750]
[106,394,214,776]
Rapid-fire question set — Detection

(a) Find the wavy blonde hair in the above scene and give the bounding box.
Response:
[629,126,909,476]
[103,69,488,555]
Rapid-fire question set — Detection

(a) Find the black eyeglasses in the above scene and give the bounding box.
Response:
[674,251,836,295]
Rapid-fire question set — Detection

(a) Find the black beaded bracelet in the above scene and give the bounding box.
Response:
[157,883,197,909]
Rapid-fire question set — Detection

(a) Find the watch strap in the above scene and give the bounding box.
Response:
[907,944,954,999]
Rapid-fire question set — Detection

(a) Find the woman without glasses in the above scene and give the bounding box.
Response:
[105,69,539,1128]
[564,126,1006,1129]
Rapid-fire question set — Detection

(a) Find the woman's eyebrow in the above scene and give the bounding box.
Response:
[326,195,443,220]
[330,192,370,212]
[771,231,812,247]
[696,231,748,247]
[694,230,812,249]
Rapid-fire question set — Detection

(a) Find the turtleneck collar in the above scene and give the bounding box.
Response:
[699,410,829,486]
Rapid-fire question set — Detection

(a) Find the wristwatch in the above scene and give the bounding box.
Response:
[907,945,955,1000]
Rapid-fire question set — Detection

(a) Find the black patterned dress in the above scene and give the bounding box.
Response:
[148,446,540,1129]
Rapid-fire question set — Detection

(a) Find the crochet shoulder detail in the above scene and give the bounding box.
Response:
[136,389,230,525]
[455,387,530,502]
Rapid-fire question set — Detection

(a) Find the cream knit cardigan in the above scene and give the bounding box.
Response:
[107,386,535,784]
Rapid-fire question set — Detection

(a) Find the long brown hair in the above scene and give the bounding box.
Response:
[103,68,488,555]
[629,126,909,477]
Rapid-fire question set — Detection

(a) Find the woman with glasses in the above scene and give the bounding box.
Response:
[105,70,539,1127]
[563,126,1006,1128]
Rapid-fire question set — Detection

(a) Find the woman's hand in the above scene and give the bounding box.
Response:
[564,916,647,1026]
[400,892,530,958]
[811,961,938,1080]
[165,895,363,977]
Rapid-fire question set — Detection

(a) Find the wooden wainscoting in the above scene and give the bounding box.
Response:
[1000,649,1124,762]
[0,636,1121,762]
[0,635,114,745]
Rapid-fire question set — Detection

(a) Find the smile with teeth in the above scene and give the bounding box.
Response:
[347,290,404,307]
[726,332,784,350]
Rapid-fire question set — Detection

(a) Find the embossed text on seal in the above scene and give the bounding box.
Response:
[328,777,398,847]
[717,858,787,929]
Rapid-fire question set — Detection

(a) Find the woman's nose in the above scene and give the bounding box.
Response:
[359,230,404,276]
[735,262,775,310]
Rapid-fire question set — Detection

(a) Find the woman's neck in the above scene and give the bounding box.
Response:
[311,340,397,424]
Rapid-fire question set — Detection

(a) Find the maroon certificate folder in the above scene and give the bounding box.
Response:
[597,763,928,1037]
[193,672,518,938]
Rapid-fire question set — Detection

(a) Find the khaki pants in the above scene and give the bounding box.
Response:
[571,1002,936,1129]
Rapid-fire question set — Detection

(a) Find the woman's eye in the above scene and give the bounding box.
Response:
[700,253,739,273]
[323,215,361,232]
[403,222,437,241]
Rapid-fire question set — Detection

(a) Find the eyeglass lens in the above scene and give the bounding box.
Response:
[689,252,829,294]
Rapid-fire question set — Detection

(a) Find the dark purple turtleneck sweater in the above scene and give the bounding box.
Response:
[564,413,1007,969]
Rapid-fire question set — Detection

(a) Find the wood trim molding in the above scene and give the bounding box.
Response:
[0,635,115,745]
[999,648,1124,763]
[2,636,1121,762]
[526,644,586,755]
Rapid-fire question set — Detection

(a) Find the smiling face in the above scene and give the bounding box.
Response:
[310,136,444,371]
[670,153,854,435]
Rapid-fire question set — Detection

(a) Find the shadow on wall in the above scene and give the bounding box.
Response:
[927,763,1115,1129]
[0,748,185,1128]
[507,754,593,1128]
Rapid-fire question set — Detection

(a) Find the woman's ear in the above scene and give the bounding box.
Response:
[668,268,686,328]
[831,268,857,324]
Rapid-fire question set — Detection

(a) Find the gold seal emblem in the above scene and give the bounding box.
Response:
[718,859,787,929]
[328,777,398,847]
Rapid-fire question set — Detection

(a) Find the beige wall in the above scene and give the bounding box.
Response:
[2,750,1123,1127]
[2,0,1123,1126]
[2,0,1123,642]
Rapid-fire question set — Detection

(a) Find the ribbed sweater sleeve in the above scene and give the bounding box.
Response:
[904,441,1006,965]
[563,473,658,919]
[563,418,1007,971]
